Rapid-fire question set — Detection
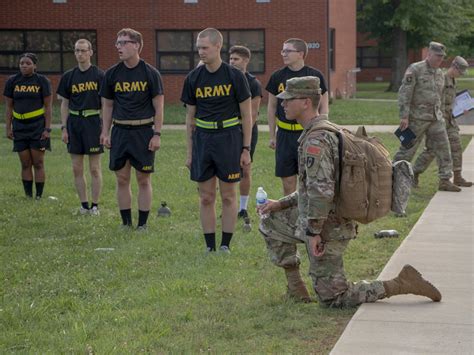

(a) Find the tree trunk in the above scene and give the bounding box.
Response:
[388,27,407,92]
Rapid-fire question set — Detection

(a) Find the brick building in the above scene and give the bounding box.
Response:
[0,0,357,103]
[356,32,423,82]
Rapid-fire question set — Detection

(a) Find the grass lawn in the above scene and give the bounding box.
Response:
[0,99,401,126]
[1,128,470,353]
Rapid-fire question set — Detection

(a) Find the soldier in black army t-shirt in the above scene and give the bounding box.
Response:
[99,28,164,230]
[3,53,52,199]
[57,39,105,216]
[182,28,252,253]
[229,45,262,232]
[266,38,328,196]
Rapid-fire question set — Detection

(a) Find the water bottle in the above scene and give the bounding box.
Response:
[157,201,171,217]
[256,187,268,218]
[374,229,399,238]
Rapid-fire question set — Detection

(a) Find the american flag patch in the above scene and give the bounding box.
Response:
[306,145,321,155]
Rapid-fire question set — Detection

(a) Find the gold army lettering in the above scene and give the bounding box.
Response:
[195,84,232,98]
[71,81,98,94]
[278,83,285,93]
[14,85,40,93]
[227,172,240,180]
[114,81,148,92]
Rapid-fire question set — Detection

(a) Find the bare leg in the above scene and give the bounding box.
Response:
[219,180,238,233]
[115,161,132,210]
[282,175,297,195]
[88,154,102,204]
[136,170,152,211]
[71,154,87,203]
[18,150,33,181]
[198,178,217,233]
[30,149,45,182]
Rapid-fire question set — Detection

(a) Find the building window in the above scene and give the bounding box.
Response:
[156,29,265,74]
[0,29,97,74]
[356,46,391,68]
[329,28,335,71]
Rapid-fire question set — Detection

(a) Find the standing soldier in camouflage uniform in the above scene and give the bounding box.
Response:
[412,56,472,188]
[258,76,442,307]
[393,42,460,192]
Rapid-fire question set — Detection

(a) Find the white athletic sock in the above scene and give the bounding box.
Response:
[240,195,249,211]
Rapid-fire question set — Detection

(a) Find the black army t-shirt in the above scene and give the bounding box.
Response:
[100,60,164,121]
[3,73,51,114]
[266,66,327,124]
[57,65,104,111]
[181,62,251,122]
[245,72,262,99]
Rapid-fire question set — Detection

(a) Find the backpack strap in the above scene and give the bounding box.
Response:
[306,121,346,195]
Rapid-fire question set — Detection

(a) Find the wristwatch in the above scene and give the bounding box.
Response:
[242,146,250,151]
[154,131,161,136]
[44,128,52,133]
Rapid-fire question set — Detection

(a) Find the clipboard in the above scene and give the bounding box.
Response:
[453,89,474,118]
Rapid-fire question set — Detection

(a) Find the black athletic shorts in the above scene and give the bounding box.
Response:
[67,114,103,155]
[191,126,242,183]
[250,123,258,162]
[275,128,303,177]
[109,124,155,173]
[12,117,51,152]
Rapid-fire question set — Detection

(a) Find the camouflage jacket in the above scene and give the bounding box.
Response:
[398,59,444,121]
[442,74,456,122]
[279,116,352,237]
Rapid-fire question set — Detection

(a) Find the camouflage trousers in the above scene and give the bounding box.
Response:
[393,119,453,179]
[259,207,386,308]
[413,119,463,174]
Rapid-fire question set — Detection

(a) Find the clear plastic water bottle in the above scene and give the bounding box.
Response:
[256,187,269,218]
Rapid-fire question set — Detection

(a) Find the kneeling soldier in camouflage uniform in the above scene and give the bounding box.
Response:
[412,56,472,188]
[258,76,442,307]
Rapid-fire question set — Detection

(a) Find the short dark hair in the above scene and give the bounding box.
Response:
[117,28,143,53]
[229,45,251,60]
[19,52,38,64]
[284,38,308,58]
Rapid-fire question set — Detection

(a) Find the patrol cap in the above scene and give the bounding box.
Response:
[276,76,321,100]
[452,56,469,75]
[429,41,446,56]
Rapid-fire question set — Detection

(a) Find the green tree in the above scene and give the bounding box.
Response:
[358,0,473,91]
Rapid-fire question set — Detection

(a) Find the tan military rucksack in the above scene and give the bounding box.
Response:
[309,121,392,224]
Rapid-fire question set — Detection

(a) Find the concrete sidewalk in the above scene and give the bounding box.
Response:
[331,139,474,354]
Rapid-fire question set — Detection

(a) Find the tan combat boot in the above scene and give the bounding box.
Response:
[285,267,312,303]
[453,171,472,187]
[383,264,441,302]
[438,179,461,192]
[412,172,419,188]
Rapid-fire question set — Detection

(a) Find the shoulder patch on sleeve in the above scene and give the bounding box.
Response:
[306,145,321,156]
[403,69,413,83]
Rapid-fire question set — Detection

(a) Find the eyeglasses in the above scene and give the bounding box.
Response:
[115,40,137,47]
[74,49,90,53]
[281,49,300,55]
